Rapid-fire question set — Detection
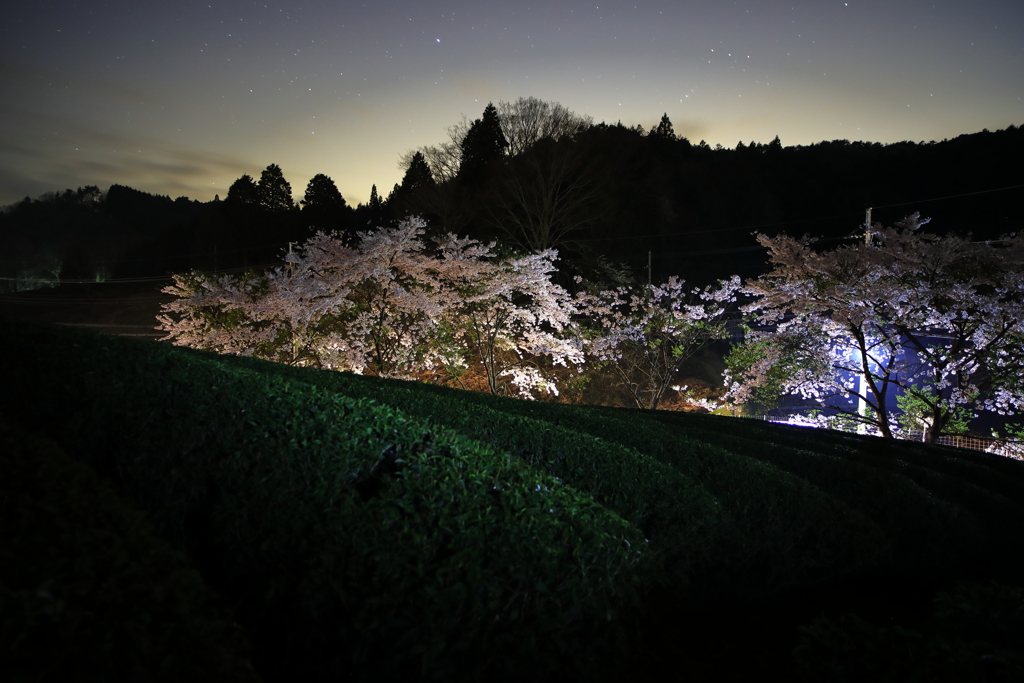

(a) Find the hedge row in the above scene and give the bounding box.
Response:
[309,373,1024,592]
[645,412,1024,578]
[0,320,650,681]
[8,316,1024,679]
[0,416,260,682]
[794,581,1024,681]
[218,356,895,600]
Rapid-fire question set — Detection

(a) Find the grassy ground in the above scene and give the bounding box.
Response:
[3,317,1024,681]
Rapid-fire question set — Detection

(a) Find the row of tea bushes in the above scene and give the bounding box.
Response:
[0,320,649,681]
[0,416,260,682]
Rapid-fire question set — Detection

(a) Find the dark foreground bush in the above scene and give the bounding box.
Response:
[793,582,1024,681]
[222,353,723,593]
[7,318,1024,680]
[0,320,649,681]
[383,390,1024,593]
[0,417,260,683]
[276,367,894,599]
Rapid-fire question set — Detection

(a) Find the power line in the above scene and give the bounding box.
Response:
[576,213,859,242]
[575,182,1024,244]
[871,183,1024,210]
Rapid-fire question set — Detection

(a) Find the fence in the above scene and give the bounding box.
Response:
[934,434,1024,460]
[749,415,1024,461]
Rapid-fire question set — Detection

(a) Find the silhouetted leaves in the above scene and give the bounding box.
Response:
[257,163,294,211]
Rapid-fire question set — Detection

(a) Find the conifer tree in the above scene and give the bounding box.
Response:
[458,103,508,182]
[650,113,676,140]
[257,163,294,211]
[400,151,434,192]
[302,173,349,233]
[225,174,260,206]
[302,173,346,210]
[368,184,381,212]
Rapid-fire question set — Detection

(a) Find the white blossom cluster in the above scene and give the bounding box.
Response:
[573,275,740,409]
[727,214,1024,440]
[158,218,582,397]
[158,217,741,405]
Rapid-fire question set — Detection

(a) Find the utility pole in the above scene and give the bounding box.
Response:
[857,206,872,432]
[648,250,652,286]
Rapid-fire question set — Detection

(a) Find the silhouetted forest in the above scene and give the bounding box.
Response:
[3,103,1023,292]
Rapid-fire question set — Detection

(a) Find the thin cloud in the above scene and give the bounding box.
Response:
[0,147,257,205]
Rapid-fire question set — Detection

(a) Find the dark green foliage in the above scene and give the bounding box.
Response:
[229,353,723,587]
[320,382,890,588]
[221,355,891,599]
[301,172,347,210]
[213,166,312,269]
[648,113,676,140]
[401,151,434,192]
[0,184,207,287]
[0,417,260,683]
[359,183,385,226]
[303,379,1024,594]
[458,102,508,182]
[385,152,438,223]
[0,319,648,681]
[4,318,1024,679]
[257,163,294,211]
[794,582,1024,681]
[301,173,352,234]
[405,120,1024,285]
[227,174,261,206]
[644,409,1023,578]
[627,416,1004,577]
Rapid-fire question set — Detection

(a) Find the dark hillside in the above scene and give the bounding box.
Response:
[4,124,1021,292]
[390,122,1024,284]
[3,319,1023,681]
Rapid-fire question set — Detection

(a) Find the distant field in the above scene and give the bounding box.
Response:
[3,318,1024,681]
[0,280,171,337]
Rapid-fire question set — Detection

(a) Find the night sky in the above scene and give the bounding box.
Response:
[2,1,1021,207]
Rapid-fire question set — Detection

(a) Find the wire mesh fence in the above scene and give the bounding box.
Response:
[935,434,1024,460]
[748,415,1024,461]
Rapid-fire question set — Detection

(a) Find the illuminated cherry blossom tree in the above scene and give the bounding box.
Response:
[574,276,740,410]
[442,246,583,397]
[158,217,584,394]
[726,214,1024,441]
[156,269,292,361]
[159,221,436,376]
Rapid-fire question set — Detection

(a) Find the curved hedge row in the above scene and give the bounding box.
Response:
[0,320,649,681]
[222,354,723,591]
[379,386,1024,591]
[7,316,1024,679]
[0,417,260,682]
[645,412,1024,579]
[225,359,897,599]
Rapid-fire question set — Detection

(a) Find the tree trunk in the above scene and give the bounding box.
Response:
[923,404,946,443]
